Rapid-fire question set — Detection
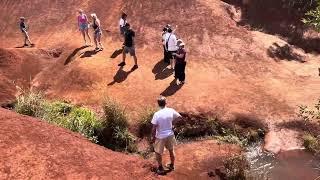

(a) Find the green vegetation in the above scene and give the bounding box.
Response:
[298,99,320,154]
[137,107,156,138]
[223,155,249,180]
[14,92,102,143]
[174,115,265,147]
[303,134,320,154]
[99,98,137,152]
[14,91,137,152]
[302,0,320,30]
[15,91,45,117]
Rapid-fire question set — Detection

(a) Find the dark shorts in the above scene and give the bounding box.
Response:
[168,51,177,59]
[94,29,102,37]
[124,46,136,56]
[120,26,126,35]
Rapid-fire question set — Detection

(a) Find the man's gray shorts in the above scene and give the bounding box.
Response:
[124,46,136,56]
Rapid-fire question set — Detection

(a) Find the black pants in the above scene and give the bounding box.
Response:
[175,61,186,82]
[163,45,170,63]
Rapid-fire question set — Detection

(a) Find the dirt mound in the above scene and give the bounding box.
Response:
[0,108,154,179]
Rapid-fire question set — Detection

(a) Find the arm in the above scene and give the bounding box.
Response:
[151,124,157,143]
[151,114,157,143]
[175,52,185,58]
[172,110,182,125]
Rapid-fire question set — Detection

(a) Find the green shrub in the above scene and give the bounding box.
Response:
[224,155,250,180]
[303,134,320,154]
[14,91,45,117]
[137,107,156,138]
[14,92,102,144]
[100,98,137,152]
[102,98,128,131]
[67,107,102,143]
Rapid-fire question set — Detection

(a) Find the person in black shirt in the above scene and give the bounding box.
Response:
[19,17,34,47]
[173,42,187,85]
[118,23,138,70]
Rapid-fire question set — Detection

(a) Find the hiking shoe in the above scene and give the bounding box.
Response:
[23,44,28,47]
[131,65,138,70]
[118,62,126,66]
[166,163,175,171]
[156,166,165,175]
[95,47,100,51]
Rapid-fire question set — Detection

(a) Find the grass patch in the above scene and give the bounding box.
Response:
[223,155,249,180]
[174,113,265,147]
[14,91,45,117]
[99,98,137,152]
[137,107,156,138]
[303,134,320,154]
[14,93,102,144]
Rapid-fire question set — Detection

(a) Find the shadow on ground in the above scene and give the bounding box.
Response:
[80,50,99,58]
[222,0,320,53]
[161,79,183,97]
[110,48,123,58]
[152,59,172,80]
[108,66,137,86]
[267,43,305,63]
[64,46,87,65]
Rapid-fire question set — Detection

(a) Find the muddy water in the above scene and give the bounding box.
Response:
[246,143,320,180]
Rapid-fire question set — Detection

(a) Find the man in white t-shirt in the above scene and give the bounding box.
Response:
[164,28,178,69]
[151,96,181,174]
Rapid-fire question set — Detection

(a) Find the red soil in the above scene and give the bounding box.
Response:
[0,108,154,179]
[1,0,320,178]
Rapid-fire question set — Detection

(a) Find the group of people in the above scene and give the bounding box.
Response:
[162,25,187,85]
[18,11,185,175]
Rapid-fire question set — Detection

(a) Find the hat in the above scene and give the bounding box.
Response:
[179,42,185,47]
[20,17,25,20]
[90,13,97,18]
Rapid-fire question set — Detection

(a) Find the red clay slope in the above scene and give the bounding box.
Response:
[0,0,320,128]
[0,108,154,179]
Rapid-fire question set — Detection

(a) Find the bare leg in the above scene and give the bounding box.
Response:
[81,30,86,45]
[133,55,138,65]
[170,58,174,69]
[97,35,103,49]
[94,33,98,49]
[122,50,126,63]
[24,31,32,45]
[85,29,92,45]
[155,152,163,168]
[169,149,175,166]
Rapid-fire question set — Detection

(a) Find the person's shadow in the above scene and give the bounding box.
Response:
[152,59,172,80]
[160,79,184,97]
[64,46,88,65]
[80,50,99,58]
[110,48,123,58]
[108,66,137,86]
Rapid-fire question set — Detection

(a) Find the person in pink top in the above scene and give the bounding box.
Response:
[77,9,92,46]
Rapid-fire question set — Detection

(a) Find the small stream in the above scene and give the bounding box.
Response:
[245,143,320,180]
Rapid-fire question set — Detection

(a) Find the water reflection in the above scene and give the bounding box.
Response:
[245,143,320,180]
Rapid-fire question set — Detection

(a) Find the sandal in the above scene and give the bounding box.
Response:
[156,166,165,175]
[166,163,174,171]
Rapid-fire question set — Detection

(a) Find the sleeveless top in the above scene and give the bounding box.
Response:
[78,14,87,24]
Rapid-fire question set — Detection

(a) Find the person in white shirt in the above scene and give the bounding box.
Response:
[151,96,182,174]
[119,13,127,36]
[164,28,178,69]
